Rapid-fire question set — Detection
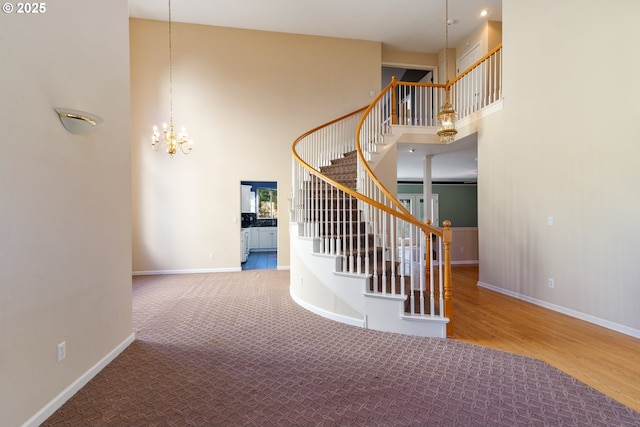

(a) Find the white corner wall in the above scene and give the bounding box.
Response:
[0,2,133,425]
[478,0,640,336]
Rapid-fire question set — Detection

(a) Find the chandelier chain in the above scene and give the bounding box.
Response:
[168,0,173,124]
[445,0,448,82]
[150,0,193,157]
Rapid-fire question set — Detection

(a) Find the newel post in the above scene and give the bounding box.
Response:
[391,76,398,125]
[442,220,454,337]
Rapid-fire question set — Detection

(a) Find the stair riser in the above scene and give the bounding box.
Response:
[301,211,362,222]
[315,151,359,191]
[304,181,358,191]
[310,221,367,235]
[321,166,356,174]
[302,149,446,322]
[304,197,359,207]
[328,152,358,164]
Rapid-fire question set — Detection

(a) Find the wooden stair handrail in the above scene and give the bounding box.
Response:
[354,79,454,336]
[292,126,440,234]
[446,43,503,88]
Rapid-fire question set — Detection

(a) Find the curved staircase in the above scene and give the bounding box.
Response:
[290,45,503,338]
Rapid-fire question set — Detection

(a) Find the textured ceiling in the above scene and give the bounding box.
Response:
[129,0,502,54]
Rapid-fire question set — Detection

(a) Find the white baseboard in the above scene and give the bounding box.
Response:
[23,332,136,427]
[134,266,290,275]
[289,289,366,328]
[477,281,640,340]
[452,260,479,265]
[431,260,478,267]
[133,267,241,275]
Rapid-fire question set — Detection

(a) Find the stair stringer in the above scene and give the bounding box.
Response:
[366,293,449,338]
[289,222,448,338]
[289,223,367,327]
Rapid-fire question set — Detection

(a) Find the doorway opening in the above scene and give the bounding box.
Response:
[382,65,435,87]
[240,180,278,270]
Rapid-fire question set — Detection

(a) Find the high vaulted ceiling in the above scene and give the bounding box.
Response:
[129,0,502,54]
[129,0,502,182]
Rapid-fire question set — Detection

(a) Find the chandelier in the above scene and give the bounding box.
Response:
[152,0,193,157]
[436,0,457,143]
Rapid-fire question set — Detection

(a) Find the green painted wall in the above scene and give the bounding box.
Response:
[397,183,477,227]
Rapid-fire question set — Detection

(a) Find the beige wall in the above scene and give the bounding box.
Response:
[451,228,479,263]
[130,19,381,273]
[487,21,503,51]
[0,1,132,425]
[382,49,438,68]
[437,48,457,84]
[478,0,640,333]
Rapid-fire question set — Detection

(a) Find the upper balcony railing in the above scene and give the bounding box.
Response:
[451,44,503,119]
[373,44,503,139]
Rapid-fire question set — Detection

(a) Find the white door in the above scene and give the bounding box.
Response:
[456,44,483,114]
[399,194,437,226]
[397,197,413,239]
[457,44,480,75]
[399,197,413,215]
[430,194,439,228]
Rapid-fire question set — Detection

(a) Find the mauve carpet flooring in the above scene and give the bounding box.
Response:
[43,270,640,426]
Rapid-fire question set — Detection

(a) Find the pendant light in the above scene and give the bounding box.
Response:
[151,0,193,157]
[436,0,457,143]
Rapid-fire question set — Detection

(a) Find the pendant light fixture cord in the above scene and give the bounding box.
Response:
[436,0,457,143]
[445,0,449,84]
[168,0,173,124]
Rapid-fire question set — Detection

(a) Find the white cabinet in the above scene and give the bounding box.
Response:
[240,229,250,262]
[249,227,277,250]
[259,228,276,248]
[250,227,260,249]
[241,185,255,213]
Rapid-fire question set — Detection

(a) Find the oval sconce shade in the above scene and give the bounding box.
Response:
[55,108,103,134]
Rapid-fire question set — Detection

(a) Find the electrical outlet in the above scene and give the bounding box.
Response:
[57,341,66,362]
[209,253,214,260]
[548,278,555,288]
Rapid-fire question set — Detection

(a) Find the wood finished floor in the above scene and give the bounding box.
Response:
[450,265,640,413]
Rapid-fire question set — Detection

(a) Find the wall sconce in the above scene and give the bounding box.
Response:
[55,108,103,134]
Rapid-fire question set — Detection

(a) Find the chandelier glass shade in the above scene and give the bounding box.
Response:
[151,0,193,157]
[437,90,457,143]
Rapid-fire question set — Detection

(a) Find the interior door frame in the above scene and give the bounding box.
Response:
[381,63,438,87]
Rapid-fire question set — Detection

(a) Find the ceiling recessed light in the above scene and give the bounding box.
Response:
[409,148,416,153]
[480,9,489,17]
